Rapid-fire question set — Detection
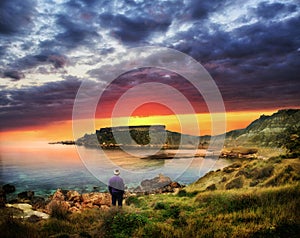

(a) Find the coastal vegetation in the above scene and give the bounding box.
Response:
[1,155,299,237]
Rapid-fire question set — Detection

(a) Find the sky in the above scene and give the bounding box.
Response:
[0,0,300,142]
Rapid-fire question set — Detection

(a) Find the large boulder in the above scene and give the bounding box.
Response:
[66,190,82,202]
[2,184,16,193]
[141,174,172,191]
[82,192,111,207]
[18,191,35,201]
[0,188,6,207]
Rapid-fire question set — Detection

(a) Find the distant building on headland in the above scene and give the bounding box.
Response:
[96,125,166,134]
[96,125,167,148]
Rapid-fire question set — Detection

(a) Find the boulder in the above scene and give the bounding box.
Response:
[206,184,217,191]
[82,192,111,207]
[141,174,172,191]
[0,188,6,207]
[2,184,16,193]
[6,203,49,219]
[31,196,47,210]
[18,191,34,201]
[66,190,82,202]
[51,189,66,201]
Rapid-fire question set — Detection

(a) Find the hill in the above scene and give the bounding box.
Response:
[224,109,300,149]
[76,109,300,154]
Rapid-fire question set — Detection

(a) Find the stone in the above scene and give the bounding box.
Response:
[6,203,49,219]
[27,215,42,223]
[31,196,47,210]
[18,191,35,200]
[82,192,111,207]
[52,189,66,201]
[0,188,6,207]
[66,190,81,202]
[141,174,172,191]
[225,177,243,190]
[69,206,81,213]
[206,184,217,191]
[2,184,16,193]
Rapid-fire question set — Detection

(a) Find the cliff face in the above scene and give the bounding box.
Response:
[225,109,300,148]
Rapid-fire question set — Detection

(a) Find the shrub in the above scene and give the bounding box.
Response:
[101,210,148,238]
[125,196,141,206]
[48,201,69,220]
[111,213,148,238]
[42,219,73,235]
[177,190,198,197]
[154,202,168,210]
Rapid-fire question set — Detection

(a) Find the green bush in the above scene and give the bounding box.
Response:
[154,202,168,210]
[101,210,149,238]
[177,190,198,197]
[125,196,145,207]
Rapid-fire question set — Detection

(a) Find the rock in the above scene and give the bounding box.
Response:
[31,196,47,210]
[66,190,82,202]
[0,188,6,207]
[141,174,172,191]
[51,189,66,201]
[169,181,182,189]
[2,184,16,193]
[69,206,81,213]
[82,192,111,207]
[27,215,42,223]
[18,191,35,201]
[6,203,50,219]
[206,184,217,191]
[225,177,243,190]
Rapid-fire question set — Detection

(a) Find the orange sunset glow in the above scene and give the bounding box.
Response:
[0,109,278,145]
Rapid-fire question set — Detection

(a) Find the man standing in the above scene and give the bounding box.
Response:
[108,169,125,207]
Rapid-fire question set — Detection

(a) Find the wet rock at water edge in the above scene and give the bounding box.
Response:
[2,184,16,194]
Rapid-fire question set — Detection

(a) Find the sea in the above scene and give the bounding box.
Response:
[0,142,231,198]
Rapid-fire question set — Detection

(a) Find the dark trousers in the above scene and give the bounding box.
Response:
[111,192,123,206]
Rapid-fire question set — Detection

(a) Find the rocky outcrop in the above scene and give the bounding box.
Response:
[45,189,112,214]
[133,174,183,194]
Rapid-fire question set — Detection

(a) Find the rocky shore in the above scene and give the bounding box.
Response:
[0,174,183,221]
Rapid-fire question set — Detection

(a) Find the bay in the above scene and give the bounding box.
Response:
[0,142,231,197]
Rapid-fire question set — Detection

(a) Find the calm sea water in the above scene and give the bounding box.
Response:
[0,142,231,197]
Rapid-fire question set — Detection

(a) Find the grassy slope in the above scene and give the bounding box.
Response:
[1,157,300,238]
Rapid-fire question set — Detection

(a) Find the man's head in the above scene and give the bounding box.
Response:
[114,169,120,176]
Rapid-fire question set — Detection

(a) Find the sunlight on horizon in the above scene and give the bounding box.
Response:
[0,110,278,145]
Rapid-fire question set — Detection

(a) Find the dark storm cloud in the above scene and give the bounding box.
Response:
[185,0,226,20]
[54,14,100,48]
[9,52,68,72]
[3,70,25,81]
[99,13,172,43]
[0,0,36,34]
[254,1,297,19]
[0,77,82,130]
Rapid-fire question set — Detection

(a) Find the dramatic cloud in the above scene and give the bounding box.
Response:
[0,0,299,130]
[0,77,81,131]
[0,0,36,34]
